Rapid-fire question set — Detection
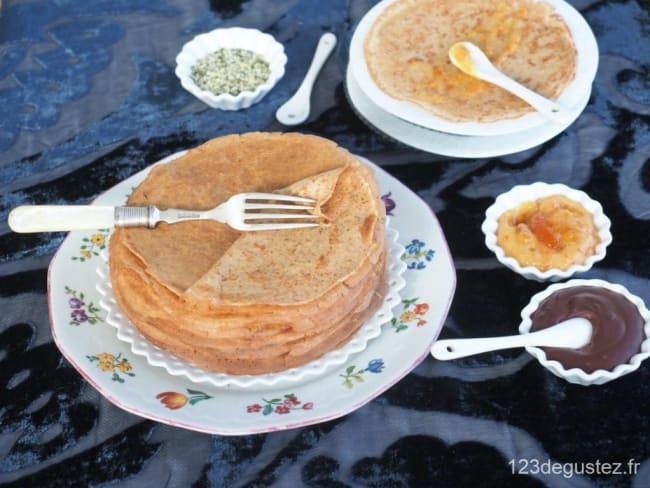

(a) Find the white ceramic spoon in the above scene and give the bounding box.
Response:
[275,32,337,125]
[431,317,592,360]
[448,41,574,125]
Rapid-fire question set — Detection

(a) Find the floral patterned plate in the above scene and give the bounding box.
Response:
[48,152,456,435]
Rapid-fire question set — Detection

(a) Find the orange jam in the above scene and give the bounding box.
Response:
[449,44,476,76]
[405,1,532,103]
[496,195,600,271]
[407,58,487,104]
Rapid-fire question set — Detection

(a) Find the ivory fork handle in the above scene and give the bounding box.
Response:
[8,205,157,232]
[9,205,115,232]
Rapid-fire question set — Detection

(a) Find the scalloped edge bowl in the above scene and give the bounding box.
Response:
[481,182,612,282]
[175,27,287,110]
[519,279,650,385]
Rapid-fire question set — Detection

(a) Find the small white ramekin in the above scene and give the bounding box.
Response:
[175,27,287,110]
[519,279,650,385]
[481,182,612,281]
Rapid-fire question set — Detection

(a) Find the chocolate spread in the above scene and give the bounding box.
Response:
[530,286,645,373]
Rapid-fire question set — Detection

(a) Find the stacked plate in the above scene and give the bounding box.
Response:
[346,0,599,158]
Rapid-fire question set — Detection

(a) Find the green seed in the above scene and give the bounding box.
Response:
[191,48,271,96]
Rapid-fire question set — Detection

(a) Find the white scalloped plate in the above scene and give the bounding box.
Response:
[48,151,456,435]
[95,226,406,390]
[349,0,598,136]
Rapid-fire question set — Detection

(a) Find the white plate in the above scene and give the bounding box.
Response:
[349,0,598,136]
[345,66,591,158]
[95,225,407,391]
[48,151,456,435]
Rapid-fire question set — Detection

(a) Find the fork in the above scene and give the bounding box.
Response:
[8,193,320,233]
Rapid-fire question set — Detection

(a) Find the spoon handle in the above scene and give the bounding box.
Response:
[485,70,574,125]
[431,318,592,360]
[432,333,538,360]
[275,32,337,125]
[297,32,337,97]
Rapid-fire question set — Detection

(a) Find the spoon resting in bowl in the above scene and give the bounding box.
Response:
[448,41,574,125]
[431,317,592,360]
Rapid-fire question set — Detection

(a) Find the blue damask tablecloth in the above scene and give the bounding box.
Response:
[1,1,650,486]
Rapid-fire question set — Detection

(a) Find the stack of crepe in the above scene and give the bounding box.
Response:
[109,132,387,375]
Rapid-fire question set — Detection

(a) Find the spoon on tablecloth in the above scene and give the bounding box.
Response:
[448,41,573,125]
[431,317,592,360]
[275,32,337,125]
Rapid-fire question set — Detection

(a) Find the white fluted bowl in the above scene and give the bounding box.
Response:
[175,27,287,110]
[482,182,612,282]
[520,279,650,385]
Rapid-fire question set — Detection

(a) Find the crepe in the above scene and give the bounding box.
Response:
[109,132,387,374]
[364,0,577,122]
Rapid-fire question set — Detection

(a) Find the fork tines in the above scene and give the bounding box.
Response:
[244,193,315,203]
[242,193,320,229]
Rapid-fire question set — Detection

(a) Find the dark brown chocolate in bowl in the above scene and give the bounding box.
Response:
[530,286,645,373]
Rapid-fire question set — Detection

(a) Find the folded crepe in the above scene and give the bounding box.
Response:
[364,0,577,122]
[109,132,387,374]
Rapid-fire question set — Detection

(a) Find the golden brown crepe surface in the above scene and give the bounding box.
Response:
[364,0,578,122]
[121,133,349,293]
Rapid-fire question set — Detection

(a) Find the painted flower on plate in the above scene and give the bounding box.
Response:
[87,352,135,383]
[65,286,103,326]
[391,298,430,332]
[366,359,385,373]
[72,229,110,262]
[156,389,212,410]
[381,192,396,215]
[402,239,435,270]
[246,393,312,416]
[340,359,385,388]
